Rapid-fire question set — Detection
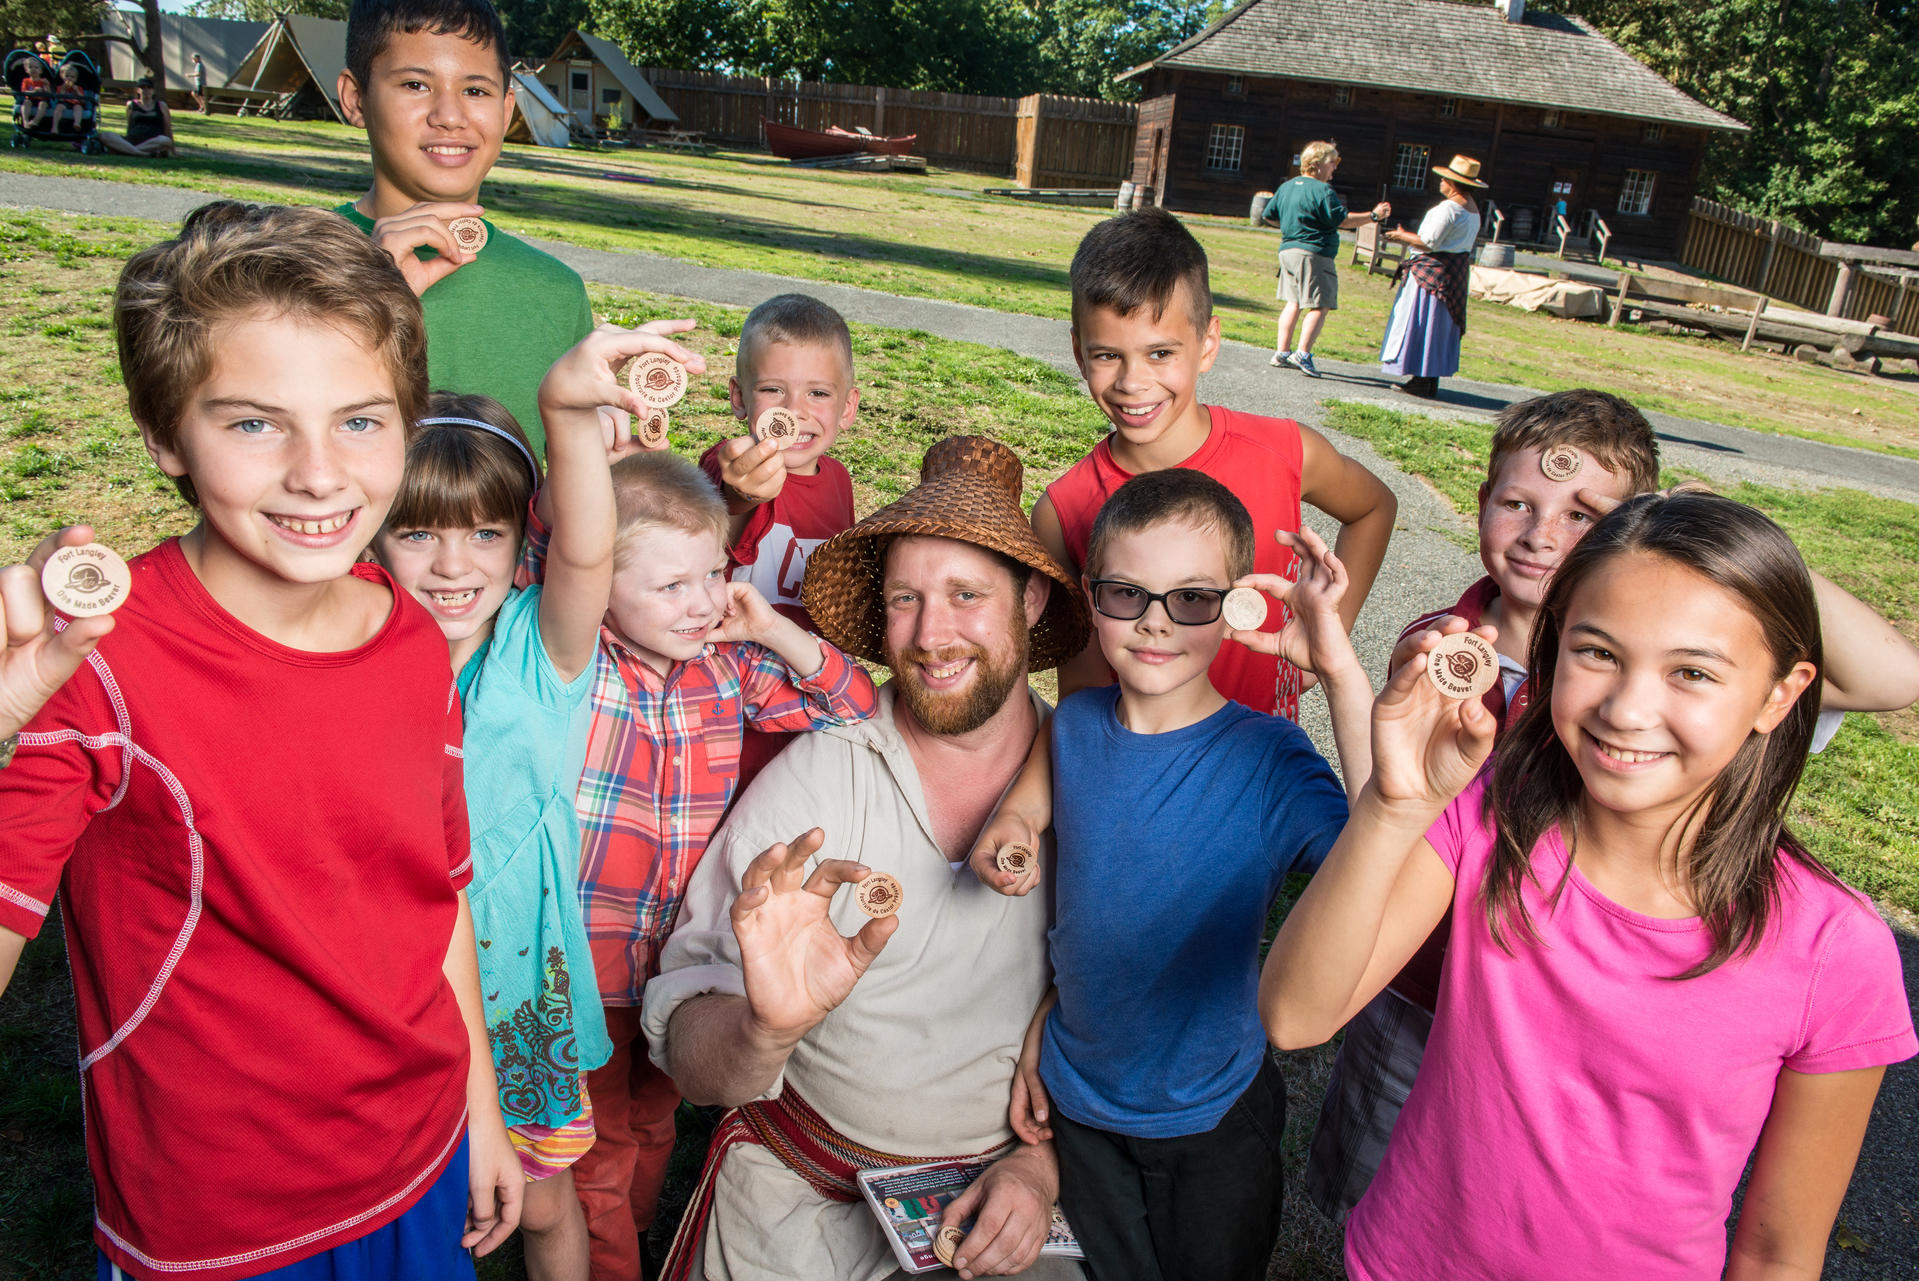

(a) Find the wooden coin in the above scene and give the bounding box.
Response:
[1222,586,1268,631]
[753,406,801,451]
[636,406,670,449]
[40,542,130,617]
[995,842,1034,877]
[854,871,903,918]
[933,1224,965,1268]
[1426,631,1500,700]
[1540,446,1582,482]
[622,352,688,409]
[446,216,487,255]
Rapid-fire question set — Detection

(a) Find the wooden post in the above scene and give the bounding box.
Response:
[1610,270,1631,328]
[1490,208,1506,243]
[1757,219,1783,294]
[1556,214,1571,259]
[1594,216,1612,265]
[1827,259,1855,317]
[873,85,886,135]
[1741,296,1767,352]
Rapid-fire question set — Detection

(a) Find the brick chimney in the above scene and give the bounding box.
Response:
[1495,0,1526,21]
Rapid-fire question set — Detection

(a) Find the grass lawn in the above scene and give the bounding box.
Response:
[0,114,1913,455]
[1323,399,1919,917]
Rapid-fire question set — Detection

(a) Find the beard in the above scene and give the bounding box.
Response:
[887,611,1031,737]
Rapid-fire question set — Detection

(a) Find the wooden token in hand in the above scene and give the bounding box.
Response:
[446,216,487,255]
[933,1225,965,1268]
[995,842,1034,877]
[636,406,670,449]
[854,871,903,918]
[753,406,800,451]
[622,352,689,409]
[1426,632,1500,701]
[1540,446,1582,482]
[40,542,131,617]
[1222,587,1268,631]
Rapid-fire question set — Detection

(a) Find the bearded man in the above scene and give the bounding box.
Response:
[641,437,1091,1280]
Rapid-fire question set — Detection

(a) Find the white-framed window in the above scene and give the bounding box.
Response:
[1618,169,1657,215]
[1206,123,1245,172]
[1543,109,1563,128]
[1643,121,1664,142]
[1332,85,1352,107]
[1438,96,1459,118]
[1391,143,1430,189]
[1226,74,1244,95]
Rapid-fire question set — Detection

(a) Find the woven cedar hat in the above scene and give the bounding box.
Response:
[801,436,1091,671]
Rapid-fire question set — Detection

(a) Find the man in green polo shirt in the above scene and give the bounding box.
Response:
[1261,141,1390,378]
[335,0,592,457]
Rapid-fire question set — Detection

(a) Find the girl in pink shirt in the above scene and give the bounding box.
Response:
[1262,491,1915,1280]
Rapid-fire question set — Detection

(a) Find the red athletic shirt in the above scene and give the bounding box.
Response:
[1043,405,1304,719]
[700,446,857,790]
[0,540,473,1280]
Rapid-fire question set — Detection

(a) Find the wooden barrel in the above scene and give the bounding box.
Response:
[1478,243,1515,268]
[1116,181,1135,211]
[1250,191,1273,227]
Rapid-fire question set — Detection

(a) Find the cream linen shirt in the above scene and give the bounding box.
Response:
[643,684,1082,1281]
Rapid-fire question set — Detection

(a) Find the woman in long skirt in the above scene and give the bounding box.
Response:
[1380,155,1487,398]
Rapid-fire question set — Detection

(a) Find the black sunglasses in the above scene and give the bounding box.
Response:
[1088,579,1229,626]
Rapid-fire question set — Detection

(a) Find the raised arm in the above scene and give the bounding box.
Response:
[1298,425,1396,632]
[1260,638,1495,1050]
[967,726,1054,894]
[1812,570,1919,715]
[1032,494,1111,701]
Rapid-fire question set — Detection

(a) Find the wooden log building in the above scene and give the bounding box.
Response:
[1119,0,1746,257]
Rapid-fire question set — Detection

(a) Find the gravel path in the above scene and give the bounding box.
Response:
[2,169,1913,1277]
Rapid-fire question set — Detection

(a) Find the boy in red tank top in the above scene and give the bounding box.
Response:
[701,294,859,792]
[1035,209,1397,718]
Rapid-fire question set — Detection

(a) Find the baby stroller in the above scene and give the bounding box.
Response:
[7,48,105,154]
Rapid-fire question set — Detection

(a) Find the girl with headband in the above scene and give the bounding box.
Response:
[372,321,700,1280]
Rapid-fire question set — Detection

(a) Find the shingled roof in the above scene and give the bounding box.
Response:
[1122,0,1746,133]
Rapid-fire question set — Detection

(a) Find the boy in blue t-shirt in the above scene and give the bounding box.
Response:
[970,468,1373,1278]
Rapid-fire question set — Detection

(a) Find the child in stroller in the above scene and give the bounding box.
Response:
[7,48,103,153]
[17,55,49,129]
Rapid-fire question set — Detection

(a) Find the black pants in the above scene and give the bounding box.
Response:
[1052,1051,1287,1281]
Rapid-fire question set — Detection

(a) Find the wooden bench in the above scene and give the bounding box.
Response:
[1608,272,1771,349]
[1350,221,1407,277]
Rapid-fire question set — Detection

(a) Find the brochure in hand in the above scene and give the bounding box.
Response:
[857,1157,1085,1274]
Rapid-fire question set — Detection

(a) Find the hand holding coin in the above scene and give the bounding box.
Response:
[752,406,800,451]
[0,526,123,744]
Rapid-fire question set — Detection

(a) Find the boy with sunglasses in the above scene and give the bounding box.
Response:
[974,468,1372,1279]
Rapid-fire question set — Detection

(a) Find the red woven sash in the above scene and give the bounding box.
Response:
[660,1086,1013,1281]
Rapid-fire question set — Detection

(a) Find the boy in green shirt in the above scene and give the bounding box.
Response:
[337,0,592,456]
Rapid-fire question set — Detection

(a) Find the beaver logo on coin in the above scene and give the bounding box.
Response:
[1540,446,1582,482]
[996,842,1034,877]
[854,872,902,919]
[753,406,800,450]
[1426,632,1499,700]
[622,352,688,410]
[446,217,487,255]
[636,406,670,449]
[1221,587,1268,631]
[934,1225,966,1269]
[41,543,131,618]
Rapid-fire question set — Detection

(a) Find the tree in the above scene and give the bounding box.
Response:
[0,0,107,57]
[494,0,591,64]
[186,0,347,20]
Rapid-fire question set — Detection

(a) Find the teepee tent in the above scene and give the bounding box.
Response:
[532,31,676,134]
[101,10,267,95]
[225,14,350,122]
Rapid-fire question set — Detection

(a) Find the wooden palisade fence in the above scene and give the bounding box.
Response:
[640,67,1136,182]
[1680,198,1919,336]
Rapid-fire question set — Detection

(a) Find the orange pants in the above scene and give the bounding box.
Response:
[575,1006,681,1281]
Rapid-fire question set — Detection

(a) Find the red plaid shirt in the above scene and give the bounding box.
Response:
[521,509,878,1003]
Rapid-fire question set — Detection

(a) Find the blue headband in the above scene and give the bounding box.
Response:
[418,416,540,485]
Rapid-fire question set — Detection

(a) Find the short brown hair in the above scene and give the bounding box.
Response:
[1070,208,1213,333]
[738,293,854,386]
[115,201,427,506]
[1299,141,1339,174]
[610,450,729,564]
[1086,469,1254,582]
[385,392,540,534]
[1487,389,1659,496]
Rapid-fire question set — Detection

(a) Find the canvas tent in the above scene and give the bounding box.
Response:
[506,70,582,147]
[101,10,267,95]
[226,14,350,123]
[533,31,676,134]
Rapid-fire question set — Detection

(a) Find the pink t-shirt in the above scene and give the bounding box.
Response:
[1348,778,1916,1281]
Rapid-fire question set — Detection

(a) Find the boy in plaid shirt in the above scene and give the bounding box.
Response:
[523,447,876,1278]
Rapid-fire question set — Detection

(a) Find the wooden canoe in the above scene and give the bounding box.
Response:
[762,117,917,160]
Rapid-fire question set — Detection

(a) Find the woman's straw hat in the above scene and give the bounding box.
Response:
[1431,155,1489,188]
[801,436,1091,671]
